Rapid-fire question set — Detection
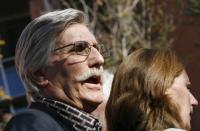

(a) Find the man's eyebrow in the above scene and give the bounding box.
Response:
[56,41,71,46]
[54,40,74,49]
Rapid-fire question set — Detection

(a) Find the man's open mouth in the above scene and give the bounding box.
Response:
[84,75,101,85]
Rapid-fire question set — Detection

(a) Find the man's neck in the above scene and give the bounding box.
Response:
[90,100,107,131]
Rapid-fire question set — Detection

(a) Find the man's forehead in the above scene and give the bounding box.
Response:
[58,24,97,46]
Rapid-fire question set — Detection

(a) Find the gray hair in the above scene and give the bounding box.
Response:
[15,8,87,101]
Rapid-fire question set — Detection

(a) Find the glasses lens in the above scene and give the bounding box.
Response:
[74,41,91,56]
[53,41,91,63]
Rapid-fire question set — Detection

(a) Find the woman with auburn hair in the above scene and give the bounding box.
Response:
[106,48,198,131]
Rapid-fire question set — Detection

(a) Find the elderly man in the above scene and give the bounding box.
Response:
[5,8,106,131]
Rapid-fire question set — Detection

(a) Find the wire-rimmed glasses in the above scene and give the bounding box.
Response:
[54,41,108,63]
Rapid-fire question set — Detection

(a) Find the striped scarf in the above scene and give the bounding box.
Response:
[36,97,102,131]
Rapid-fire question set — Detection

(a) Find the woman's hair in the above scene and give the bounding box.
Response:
[106,48,186,131]
[15,8,87,101]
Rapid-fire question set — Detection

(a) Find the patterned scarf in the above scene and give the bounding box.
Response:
[36,97,102,131]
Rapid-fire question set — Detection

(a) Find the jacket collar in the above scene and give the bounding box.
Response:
[36,97,102,131]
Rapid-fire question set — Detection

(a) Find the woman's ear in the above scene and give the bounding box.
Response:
[31,69,49,87]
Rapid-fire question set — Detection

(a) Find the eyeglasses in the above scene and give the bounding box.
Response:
[54,41,108,63]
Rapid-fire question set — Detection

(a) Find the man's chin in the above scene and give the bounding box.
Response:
[81,97,104,113]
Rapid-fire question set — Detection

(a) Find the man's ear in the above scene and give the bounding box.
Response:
[31,69,49,87]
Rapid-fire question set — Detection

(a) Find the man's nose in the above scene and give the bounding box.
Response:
[87,47,104,68]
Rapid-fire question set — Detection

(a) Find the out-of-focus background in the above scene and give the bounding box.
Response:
[0,0,199,130]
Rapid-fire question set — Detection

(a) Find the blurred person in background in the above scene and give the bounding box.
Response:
[106,48,198,131]
[0,109,12,131]
[0,87,13,131]
[5,8,107,131]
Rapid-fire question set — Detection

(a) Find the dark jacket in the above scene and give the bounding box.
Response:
[4,102,75,131]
